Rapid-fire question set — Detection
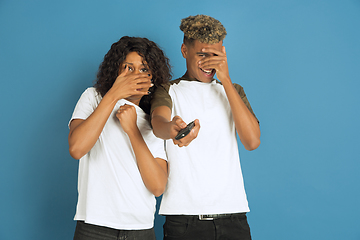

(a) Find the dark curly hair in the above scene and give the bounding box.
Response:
[94,36,172,114]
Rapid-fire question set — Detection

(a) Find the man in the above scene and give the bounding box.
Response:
[151,15,260,240]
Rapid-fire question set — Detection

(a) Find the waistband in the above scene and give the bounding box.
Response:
[165,212,247,221]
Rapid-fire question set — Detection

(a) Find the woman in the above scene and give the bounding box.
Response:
[68,36,171,240]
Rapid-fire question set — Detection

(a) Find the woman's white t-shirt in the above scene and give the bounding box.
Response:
[69,87,166,230]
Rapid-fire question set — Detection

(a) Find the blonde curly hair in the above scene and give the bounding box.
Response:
[180,14,227,45]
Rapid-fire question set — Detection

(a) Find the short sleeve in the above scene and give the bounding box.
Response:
[150,83,172,114]
[68,88,100,127]
[233,83,259,123]
[148,137,167,161]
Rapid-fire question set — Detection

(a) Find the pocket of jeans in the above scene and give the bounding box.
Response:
[163,218,189,238]
[235,214,251,231]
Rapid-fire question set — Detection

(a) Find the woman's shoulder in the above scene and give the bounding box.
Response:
[82,87,101,99]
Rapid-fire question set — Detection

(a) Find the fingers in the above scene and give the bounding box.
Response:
[118,64,130,77]
[134,75,153,87]
[198,47,229,81]
[172,119,200,147]
[116,104,138,133]
[173,116,187,129]
[199,58,225,69]
[120,104,136,112]
[192,119,200,138]
[130,74,153,90]
[113,72,153,97]
[117,104,135,116]
[116,104,137,124]
[133,80,153,96]
[124,74,152,86]
[117,67,152,83]
[201,47,226,57]
[198,48,227,68]
[169,116,187,143]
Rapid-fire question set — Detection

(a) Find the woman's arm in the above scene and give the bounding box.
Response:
[68,94,118,159]
[68,68,153,159]
[117,104,168,196]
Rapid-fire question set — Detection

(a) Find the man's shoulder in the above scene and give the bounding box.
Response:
[232,83,245,95]
[170,78,183,84]
[158,77,192,92]
[168,77,190,86]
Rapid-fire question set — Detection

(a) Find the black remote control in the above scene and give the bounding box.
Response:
[175,121,195,140]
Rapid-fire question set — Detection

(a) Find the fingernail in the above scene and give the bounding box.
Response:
[148,74,151,76]
[150,83,154,87]
[124,64,127,69]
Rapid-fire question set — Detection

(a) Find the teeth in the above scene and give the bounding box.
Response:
[202,69,212,74]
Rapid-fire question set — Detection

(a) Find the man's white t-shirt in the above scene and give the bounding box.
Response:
[151,78,258,215]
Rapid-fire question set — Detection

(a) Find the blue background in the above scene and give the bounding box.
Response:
[1,0,359,239]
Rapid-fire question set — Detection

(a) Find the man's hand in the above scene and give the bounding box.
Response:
[198,46,230,82]
[170,116,200,147]
[199,46,260,150]
[151,106,200,146]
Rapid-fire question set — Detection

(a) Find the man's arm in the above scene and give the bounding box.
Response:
[151,106,200,147]
[221,80,260,150]
[151,106,175,140]
[199,46,260,150]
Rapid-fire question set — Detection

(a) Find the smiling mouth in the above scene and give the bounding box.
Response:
[200,68,215,76]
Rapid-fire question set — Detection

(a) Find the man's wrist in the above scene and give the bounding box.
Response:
[219,76,232,86]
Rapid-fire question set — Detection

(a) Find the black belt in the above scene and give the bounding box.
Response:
[198,213,245,220]
[167,212,246,221]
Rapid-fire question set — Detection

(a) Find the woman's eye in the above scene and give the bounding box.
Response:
[140,68,149,73]
[128,66,134,71]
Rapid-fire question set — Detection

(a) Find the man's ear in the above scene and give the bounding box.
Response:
[181,43,187,58]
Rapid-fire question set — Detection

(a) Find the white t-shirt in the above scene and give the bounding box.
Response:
[70,87,166,230]
[151,78,256,215]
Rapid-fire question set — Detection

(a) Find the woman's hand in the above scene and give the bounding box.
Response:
[117,103,168,196]
[107,66,153,101]
[116,104,138,134]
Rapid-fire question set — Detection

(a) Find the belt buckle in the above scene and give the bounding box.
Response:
[198,215,214,220]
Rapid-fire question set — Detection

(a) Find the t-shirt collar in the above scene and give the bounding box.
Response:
[180,74,216,84]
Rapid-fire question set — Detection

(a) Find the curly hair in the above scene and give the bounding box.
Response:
[94,36,172,114]
[180,14,227,45]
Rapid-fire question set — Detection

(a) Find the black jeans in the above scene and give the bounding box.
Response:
[73,221,156,240]
[163,213,251,240]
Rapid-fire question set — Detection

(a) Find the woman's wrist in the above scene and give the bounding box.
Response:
[103,89,122,106]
